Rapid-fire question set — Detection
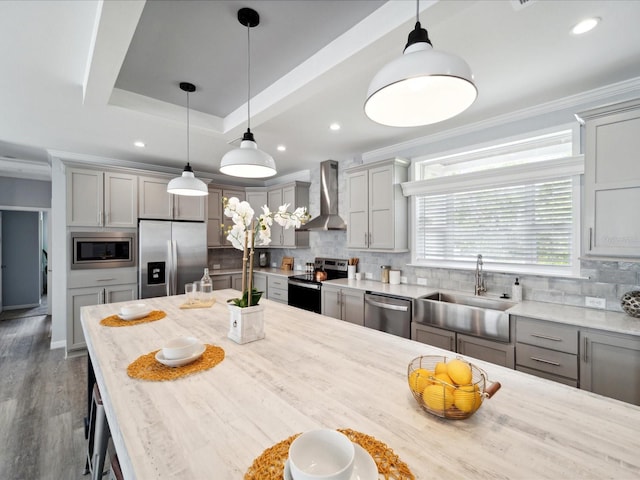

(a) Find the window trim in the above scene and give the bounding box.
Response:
[402,128,584,277]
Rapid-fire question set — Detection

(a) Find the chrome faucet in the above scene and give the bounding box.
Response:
[475,254,486,296]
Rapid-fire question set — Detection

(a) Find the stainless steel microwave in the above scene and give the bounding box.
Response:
[71,232,136,270]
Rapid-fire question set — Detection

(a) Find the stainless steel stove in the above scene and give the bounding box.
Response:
[287,258,348,313]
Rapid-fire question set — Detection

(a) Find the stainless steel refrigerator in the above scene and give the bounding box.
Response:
[138,220,207,299]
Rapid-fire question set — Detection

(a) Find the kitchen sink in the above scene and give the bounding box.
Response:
[413,292,515,342]
[421,292,514,311]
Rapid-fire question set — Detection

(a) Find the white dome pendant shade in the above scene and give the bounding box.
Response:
[220,129,276,178]
[167,82,208,196]
[365,13,477,127]
[167,163,208,196]
[220,7,276,179]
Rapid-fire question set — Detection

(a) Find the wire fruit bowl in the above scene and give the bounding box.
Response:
[407,355,501,420]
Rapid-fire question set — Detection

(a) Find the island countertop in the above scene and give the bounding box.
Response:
[81,290,640,480]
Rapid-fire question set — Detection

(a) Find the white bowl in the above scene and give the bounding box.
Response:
[155,344,206,367]
[119,303,149,316]
[162,336,202,360]
[289,429,355,480]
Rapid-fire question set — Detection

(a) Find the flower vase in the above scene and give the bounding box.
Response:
[227,303,265,344]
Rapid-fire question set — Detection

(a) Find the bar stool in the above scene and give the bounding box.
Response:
[86,383,110,480]
[108,452,123,480]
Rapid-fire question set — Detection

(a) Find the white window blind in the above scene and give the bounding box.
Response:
[415,178,574,266]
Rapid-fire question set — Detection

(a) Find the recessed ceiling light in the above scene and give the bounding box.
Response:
[277,145,286,152]
[134,141,146,148]
[571,17,600,35]
[329,123,341,131]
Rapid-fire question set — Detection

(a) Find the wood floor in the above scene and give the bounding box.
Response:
[0,314,87,480]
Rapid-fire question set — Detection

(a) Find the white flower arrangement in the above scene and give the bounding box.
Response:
[223,197,309,307]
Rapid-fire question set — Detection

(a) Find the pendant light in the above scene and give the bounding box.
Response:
[167,82,209,196]
[220,7,277,178]
[364,0,477,127]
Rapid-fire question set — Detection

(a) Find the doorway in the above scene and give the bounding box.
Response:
[0,209,48,317]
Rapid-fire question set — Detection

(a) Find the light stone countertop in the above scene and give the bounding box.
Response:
[81,290,640,480]
[324,278,640,337]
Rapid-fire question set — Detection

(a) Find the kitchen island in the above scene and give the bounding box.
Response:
[81,290,640,479]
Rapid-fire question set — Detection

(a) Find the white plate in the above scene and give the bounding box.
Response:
[118,310,151,321]
[284,443,377,480]
[155,344,206,367]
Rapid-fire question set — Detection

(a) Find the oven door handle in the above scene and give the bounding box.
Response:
[365,297,409,312]
[288,280,321,290]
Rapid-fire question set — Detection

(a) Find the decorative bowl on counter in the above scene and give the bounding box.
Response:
[407,355,501,420]
[621,291,640,318]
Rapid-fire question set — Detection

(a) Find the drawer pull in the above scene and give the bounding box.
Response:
[530,356,560,366]
[530,333,562,342]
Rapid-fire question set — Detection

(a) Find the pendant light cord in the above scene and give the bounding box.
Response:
[416,0,419,23]
[247,21,251,132]
[186,89,190,165]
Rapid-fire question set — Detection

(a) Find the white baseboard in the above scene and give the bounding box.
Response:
[49,339,66,350]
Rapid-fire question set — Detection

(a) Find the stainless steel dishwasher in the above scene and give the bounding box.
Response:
[364,292,412,338]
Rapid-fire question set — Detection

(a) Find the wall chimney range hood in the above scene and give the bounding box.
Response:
[298,160,346,231]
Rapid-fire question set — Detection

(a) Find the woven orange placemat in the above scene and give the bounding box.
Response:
[100,310,166,327]
[244,428,415,480]
[126,344,225,381]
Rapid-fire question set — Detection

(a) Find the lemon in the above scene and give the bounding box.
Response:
[434,361,448,375]
[423,384,455,411]
[408,368,433,395]
[454,384,482,413]
[447,359,473,385]
[434,372,454,386]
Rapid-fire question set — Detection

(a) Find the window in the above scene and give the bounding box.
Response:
[404,128,583,275]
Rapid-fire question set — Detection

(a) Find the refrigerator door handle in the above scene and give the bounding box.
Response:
[171,240,178,296]
[166,240,173,296]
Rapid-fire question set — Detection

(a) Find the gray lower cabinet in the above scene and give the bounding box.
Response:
[232,274,243,291]
[321,285,364,326]
[212,275,231,290]
[252,273,267,296]
[515,316,579,387]
[580,329,640,406]
[411,323,515,368]
[267,275,288,304]
[67,283,137,352]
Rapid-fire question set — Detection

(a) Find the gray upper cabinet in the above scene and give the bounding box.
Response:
[580,99,640,257]
[266,182,310,248]
[67,168,137,227]
[346,158,409,252]
[207,187,245,247]
[139,175,206,221]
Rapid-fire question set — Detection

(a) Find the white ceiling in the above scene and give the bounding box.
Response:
[1,0,640,183]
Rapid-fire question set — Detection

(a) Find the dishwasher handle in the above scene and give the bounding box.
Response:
[365,297,409,312]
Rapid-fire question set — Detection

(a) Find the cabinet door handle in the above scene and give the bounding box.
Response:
[530,333,562,342]
[583,337,588,362]
[589,227,593,251]
[96,278,116,282]
[364,232,367,246]
[450,337,455,351]
[530,356,560,366]
[100,289,105,304]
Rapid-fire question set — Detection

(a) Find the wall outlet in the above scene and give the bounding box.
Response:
[585,296,606,309]
[416,277,427,286]
[271,262,277,268]
[212,264,221,270]
[365,272,373,280]
[400,276,408,284]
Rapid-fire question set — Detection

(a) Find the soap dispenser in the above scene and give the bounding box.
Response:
[512,278,522,302]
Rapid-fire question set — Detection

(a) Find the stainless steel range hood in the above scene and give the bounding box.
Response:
[298,160,346,231]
